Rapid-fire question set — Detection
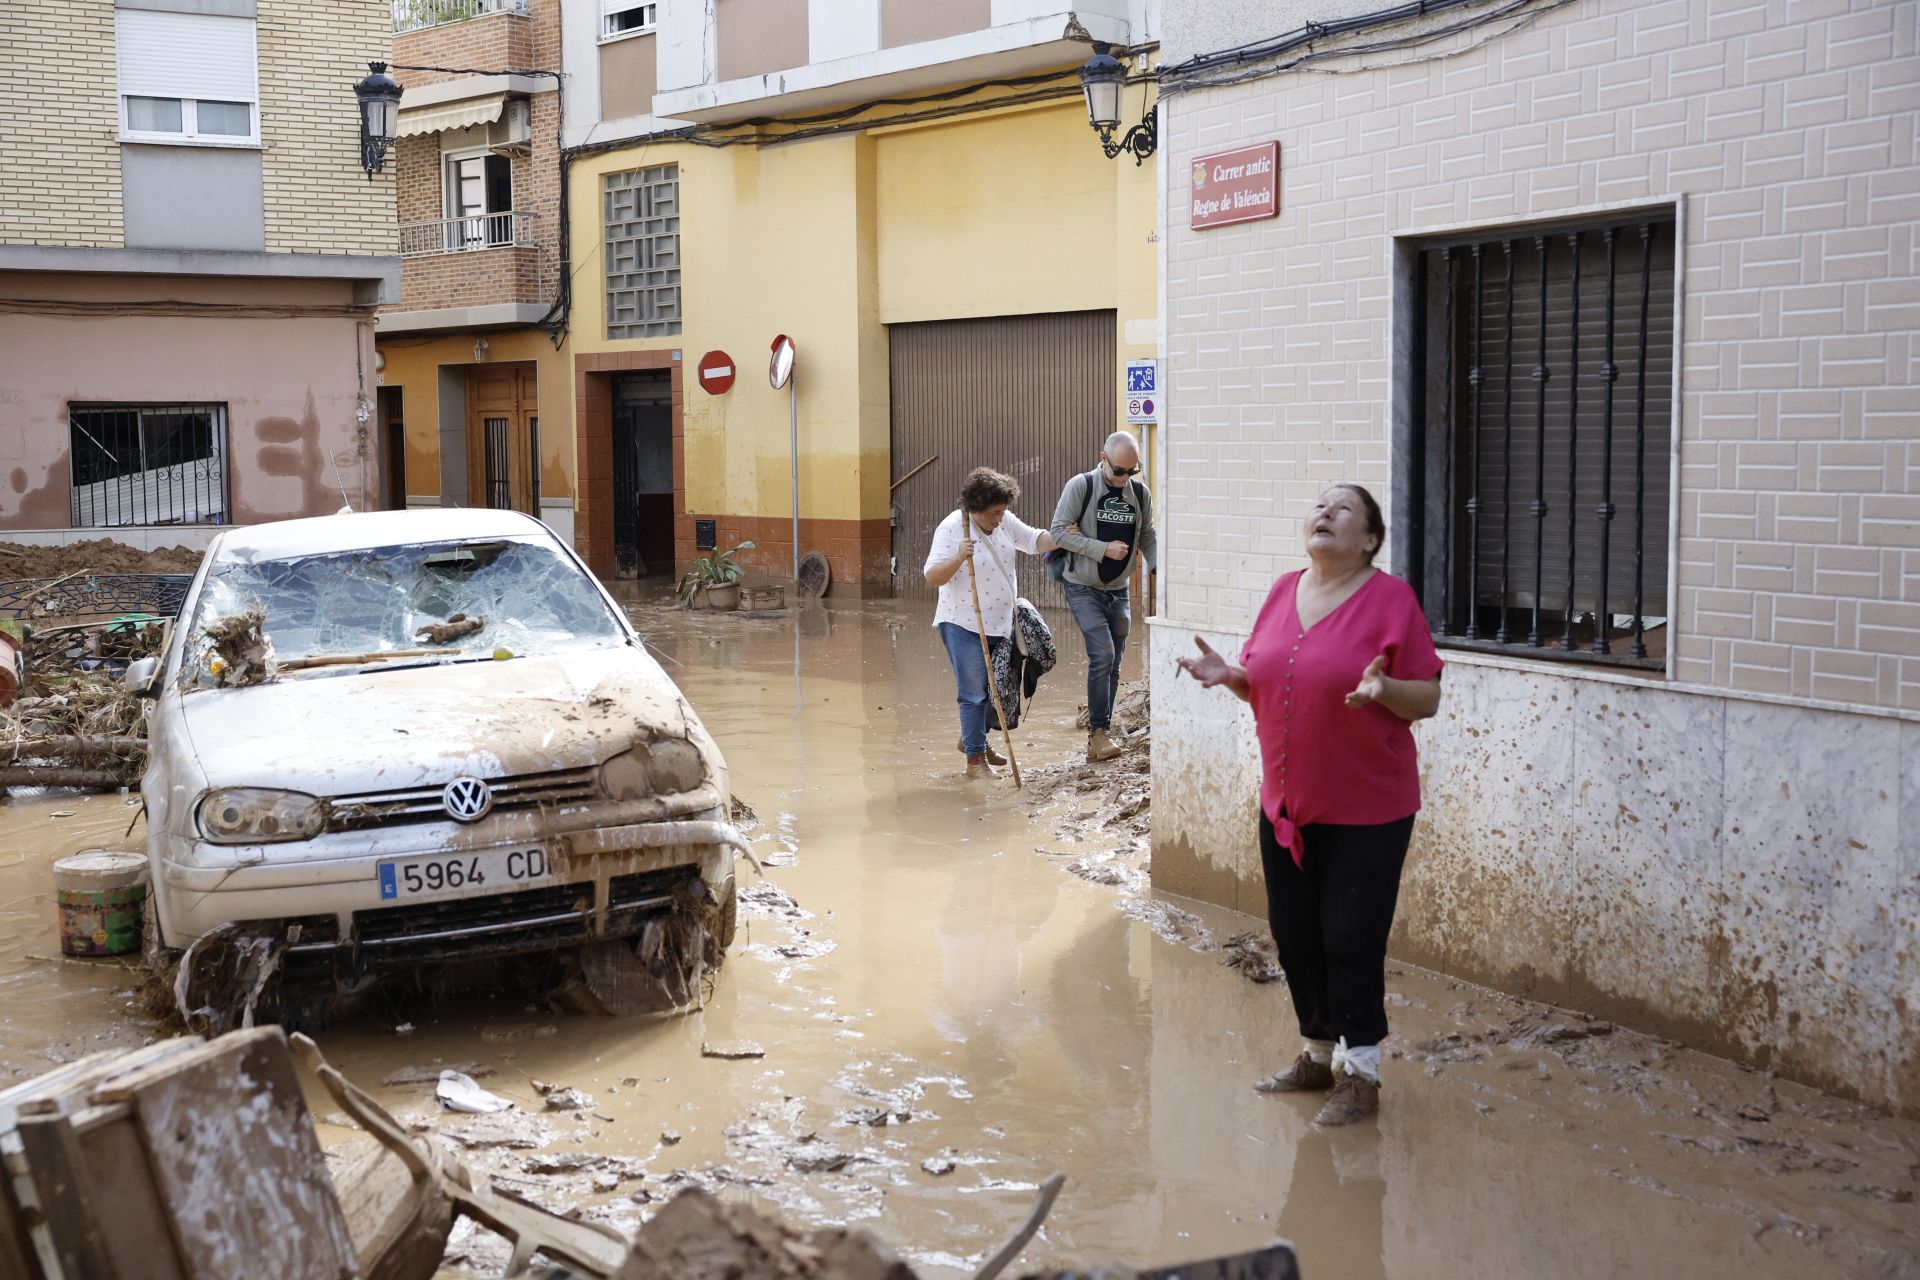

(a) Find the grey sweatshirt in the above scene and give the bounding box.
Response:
[1049,468,1158,592]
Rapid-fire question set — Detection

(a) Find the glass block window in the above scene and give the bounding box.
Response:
[605,165,681,339]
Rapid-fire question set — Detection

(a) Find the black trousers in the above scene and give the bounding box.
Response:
[1258,811,1415,1049]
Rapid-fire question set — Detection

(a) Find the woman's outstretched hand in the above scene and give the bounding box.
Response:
[1177,636,1234,688]
[1344,654,1389,708]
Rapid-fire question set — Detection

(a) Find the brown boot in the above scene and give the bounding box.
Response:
[964,753,994,779]
[1312,1070,1381,1126]
[960,738,1007,767]
[1086,728,1123,762]
[1253,1052,1336,1094]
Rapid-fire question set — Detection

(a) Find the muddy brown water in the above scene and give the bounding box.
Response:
[1,590,1916,1277]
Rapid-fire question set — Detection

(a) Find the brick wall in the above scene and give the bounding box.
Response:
[384,0,562,317]
[400,246,546,309]
[258,0,397,253]
[394,10,533,90]
[2,1,124,247]
[1162,0,1920,710]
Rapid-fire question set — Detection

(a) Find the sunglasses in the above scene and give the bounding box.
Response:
[1105,461,1141,477]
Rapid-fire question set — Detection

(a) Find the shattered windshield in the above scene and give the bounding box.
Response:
[182,538,625,686]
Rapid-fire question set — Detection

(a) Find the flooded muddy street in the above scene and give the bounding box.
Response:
[2,592,1918,1278]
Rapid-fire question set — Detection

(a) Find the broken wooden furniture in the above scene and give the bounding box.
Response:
[0,1029,360,1280]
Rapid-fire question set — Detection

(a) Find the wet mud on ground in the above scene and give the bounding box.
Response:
[1,590,1917,1277]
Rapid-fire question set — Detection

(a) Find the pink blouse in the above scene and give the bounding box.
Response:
[1240,570,1444,866]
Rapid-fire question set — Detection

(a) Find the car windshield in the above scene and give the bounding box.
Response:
[182,537,625,685]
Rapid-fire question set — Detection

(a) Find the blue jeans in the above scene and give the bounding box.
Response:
[939,622,991,757]
[1065,582,1129,731]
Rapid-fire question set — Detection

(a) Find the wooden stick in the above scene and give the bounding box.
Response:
[889,454,938,492]
[962,510,1021,787]
[970,1172,1065,1280]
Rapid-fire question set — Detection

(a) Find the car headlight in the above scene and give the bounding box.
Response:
[600,749,653,802]
[600,739,707,802]
[197,788,326,844]
[646,738,706,794]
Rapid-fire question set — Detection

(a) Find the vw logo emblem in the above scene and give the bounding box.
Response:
[442,776,494,823]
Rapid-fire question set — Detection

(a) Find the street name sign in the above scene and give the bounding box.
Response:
[1190,141,1280,230]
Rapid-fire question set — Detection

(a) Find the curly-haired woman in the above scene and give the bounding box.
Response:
[923,467,1057,778]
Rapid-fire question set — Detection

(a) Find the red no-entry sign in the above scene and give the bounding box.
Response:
[697,350,735,395]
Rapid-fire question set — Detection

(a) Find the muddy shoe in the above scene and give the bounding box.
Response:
[964,753,995,779]
[959,739,1007,767]
[1086,728,1123,762]
[1312,1071,1381,1126]
[1253,1052,1336,1094]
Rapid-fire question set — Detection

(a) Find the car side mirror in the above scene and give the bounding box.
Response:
[125,656,161,697]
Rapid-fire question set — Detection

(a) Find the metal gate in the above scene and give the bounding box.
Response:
[889,311,1115,610]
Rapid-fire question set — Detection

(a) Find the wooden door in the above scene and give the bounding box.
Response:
[466,363,538,513]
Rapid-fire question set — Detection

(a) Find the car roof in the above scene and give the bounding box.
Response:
[207,509,555,563]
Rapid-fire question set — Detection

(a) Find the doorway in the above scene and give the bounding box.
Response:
[376,386,407,510]
[612,371,673,576]
[466,362,538,513]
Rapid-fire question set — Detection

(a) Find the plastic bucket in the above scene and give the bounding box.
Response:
[53,851,149,958]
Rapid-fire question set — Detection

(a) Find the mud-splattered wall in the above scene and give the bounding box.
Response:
[0,274,375,530]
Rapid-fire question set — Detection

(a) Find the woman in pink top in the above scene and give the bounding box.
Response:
[1177,483,1443,1126]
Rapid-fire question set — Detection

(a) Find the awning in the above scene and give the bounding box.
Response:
[395,94,506,138]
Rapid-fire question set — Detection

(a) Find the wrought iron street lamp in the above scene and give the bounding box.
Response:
[354,61,403,179]
[1079,42,1155,164]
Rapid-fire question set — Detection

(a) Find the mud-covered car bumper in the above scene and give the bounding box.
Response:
[152,801,745,965]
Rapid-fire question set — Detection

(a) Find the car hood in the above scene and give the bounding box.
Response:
[173,644,695,796]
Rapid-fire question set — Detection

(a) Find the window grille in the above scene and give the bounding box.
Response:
[1410,214,1676,669]
[483,417,512,510]
[69,403,228,528]
[604,166,681,339]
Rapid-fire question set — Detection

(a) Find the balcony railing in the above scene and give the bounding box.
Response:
[392,0,527,34]
[399,210,535,258]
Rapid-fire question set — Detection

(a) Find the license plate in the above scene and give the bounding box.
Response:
[376,847,552,901]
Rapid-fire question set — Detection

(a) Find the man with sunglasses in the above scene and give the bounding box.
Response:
[1049,430,1158,762]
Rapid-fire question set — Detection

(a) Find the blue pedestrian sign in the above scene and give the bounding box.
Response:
[1125,359,1159,424]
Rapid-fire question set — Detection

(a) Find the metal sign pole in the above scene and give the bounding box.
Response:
[789,369,799,581]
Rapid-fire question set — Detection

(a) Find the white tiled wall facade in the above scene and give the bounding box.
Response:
[1153,0,1920,1115]
[1160,0,1920,709]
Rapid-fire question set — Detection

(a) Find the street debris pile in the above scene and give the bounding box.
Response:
[3,1020,1299,1280]
[0,679,148,789]
[0,538,203,579]
[198,605,277,687]
[1219,930,1283,984]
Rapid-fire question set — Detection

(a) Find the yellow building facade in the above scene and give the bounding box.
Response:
[564,90,1158,593]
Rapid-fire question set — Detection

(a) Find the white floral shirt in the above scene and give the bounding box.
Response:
[925,508,1042,638]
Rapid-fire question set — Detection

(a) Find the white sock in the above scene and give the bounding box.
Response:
[1303,1038,1335,1065]
[1332,1037,1381,1082]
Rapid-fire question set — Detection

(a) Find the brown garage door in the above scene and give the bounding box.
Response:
[889,310,1115,611]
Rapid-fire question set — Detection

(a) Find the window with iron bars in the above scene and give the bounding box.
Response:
[69,403,228,528]
[1408,213,1676,669]
[605,165,681,340]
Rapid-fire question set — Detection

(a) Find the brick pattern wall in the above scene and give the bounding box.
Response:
[1164,0,1920,710]
[258,0,396,253]
[385,0,562,316]
[400,246,547,308]
[2,1,124,246]
[394,10,533,89]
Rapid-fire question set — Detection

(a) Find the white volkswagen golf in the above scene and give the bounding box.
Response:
[130,509,743,1017]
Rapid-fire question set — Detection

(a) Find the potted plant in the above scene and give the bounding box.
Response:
[678,541,754,610]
